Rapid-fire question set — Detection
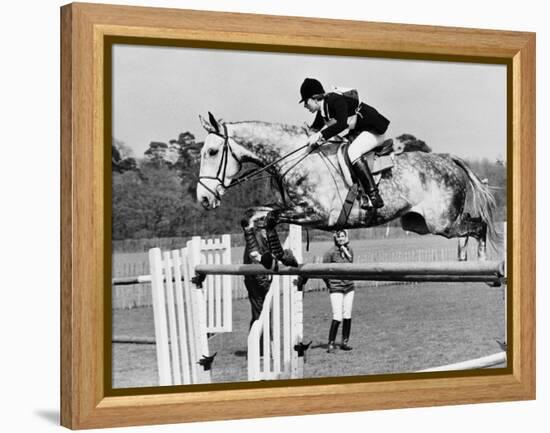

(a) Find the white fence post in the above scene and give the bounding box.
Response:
[149,248,171,386]
[247,224,304,381]
[188,236,211,384]
[221,234,232,331]
[180,246,199,383]
[284,225,304,379]
[172,248,191,384]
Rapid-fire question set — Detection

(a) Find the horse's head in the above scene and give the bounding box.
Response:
[196,113,245,209]
[197,114,306,210]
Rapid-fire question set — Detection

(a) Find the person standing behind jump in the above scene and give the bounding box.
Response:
[241,220,272,335]
[322,230,355,353]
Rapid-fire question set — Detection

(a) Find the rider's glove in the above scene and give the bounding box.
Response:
[306,132,323,150]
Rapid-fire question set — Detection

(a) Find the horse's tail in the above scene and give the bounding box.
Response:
[451,156,502,251]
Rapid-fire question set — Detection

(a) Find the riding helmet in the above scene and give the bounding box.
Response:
[299,78,325,103]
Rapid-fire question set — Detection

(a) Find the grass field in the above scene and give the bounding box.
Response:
[112,279,505,388]
[112,231,506,388]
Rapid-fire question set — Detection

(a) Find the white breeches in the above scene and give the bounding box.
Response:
[330,291,355,321]
[347,131,386,163]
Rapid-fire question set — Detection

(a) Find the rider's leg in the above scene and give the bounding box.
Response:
[347,132,385,209]
[347,131,384,160]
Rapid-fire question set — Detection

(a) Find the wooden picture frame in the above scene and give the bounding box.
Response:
[61,2,535,429]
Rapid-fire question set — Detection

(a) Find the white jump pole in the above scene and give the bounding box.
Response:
[418,352,506,372]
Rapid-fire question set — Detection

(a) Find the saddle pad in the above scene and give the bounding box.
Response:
[336,145,394,188]
[373,155,393,174]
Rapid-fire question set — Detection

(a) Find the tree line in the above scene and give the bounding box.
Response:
[112,133,507,241]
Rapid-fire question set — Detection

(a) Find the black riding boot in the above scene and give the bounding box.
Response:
[327,320,340,353]
[341,318,353,351]
[351,156,384,209]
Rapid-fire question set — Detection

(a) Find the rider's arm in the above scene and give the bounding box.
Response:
[320,95,349,140]
[310,111,325,132]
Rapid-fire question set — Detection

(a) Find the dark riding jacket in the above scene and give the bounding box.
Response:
[243,232,272,289]
[310,92,390,140]
[322,244,355,294]
[243,232,272,324]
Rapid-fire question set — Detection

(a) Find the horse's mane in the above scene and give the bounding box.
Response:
[396,134,432,153]
[226,121,305,136]
[226,122,432,155]
[225,121,306,151]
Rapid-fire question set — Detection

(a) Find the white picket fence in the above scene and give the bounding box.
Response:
[247,225,303,381]
[148,228,303,385]
[149,235,233,385]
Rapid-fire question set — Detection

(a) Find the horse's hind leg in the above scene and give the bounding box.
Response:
[457,237,469,261]
[475,220,488,260]
[451,213,488,261]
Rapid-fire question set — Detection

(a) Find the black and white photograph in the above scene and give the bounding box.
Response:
[110,43,508,389]
[4,0,547,431]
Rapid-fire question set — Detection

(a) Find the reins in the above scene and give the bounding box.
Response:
[199,124,346,204]
[199,124,311,199]
[228,143,309,189]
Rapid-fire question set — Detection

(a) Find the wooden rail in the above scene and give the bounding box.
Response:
[195,261,505,283]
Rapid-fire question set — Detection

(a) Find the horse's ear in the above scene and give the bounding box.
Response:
[208,112,220,134]
[199,114,214,133]
[199,113,221,134]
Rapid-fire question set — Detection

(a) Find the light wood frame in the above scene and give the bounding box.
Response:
[61,2,536,429]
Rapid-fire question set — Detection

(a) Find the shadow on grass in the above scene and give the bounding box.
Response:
[311,342,330,350]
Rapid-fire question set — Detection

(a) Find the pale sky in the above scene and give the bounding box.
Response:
[112,44,506,161]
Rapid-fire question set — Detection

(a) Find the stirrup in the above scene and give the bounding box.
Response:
[359,192,382,210]
[358,193,371,210]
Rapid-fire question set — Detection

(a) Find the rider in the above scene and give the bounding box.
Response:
[299,78,390,209]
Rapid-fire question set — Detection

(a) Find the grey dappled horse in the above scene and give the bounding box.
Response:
[196,113,499,263]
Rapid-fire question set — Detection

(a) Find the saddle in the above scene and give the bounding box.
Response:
[330,138,400,228]
[336,138,398,188]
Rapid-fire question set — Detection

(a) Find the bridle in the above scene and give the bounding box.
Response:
[198,122,311,202]
[197,123,243,202]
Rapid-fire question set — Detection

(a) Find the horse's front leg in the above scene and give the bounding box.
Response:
[240,207,298,269]
[261,210,299,269]
[240,207,275,264]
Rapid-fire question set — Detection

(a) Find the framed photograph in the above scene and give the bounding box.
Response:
[61,3,535,429]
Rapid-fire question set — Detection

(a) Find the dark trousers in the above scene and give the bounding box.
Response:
[245,277,272,355]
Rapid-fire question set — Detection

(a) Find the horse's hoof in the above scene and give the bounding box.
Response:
[264,212,278,230]
[280,249,299,267]
[260,253,277,270]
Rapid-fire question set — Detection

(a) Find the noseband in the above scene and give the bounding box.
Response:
[198,123,243,202]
